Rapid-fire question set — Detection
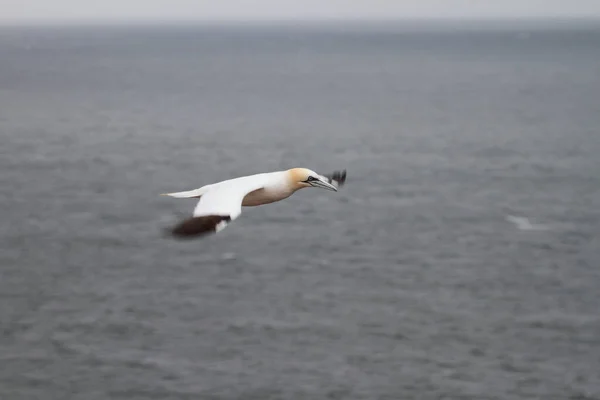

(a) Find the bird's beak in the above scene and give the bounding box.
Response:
[311,176,338,192]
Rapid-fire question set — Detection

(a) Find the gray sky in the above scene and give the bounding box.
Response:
[1,0,600,22]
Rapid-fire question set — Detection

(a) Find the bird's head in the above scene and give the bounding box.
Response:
[287,168,346,192]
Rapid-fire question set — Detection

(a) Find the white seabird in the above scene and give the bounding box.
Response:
[162,168,347,238]
[505,215,549,231]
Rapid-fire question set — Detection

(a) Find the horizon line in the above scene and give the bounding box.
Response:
[1,15,600,28]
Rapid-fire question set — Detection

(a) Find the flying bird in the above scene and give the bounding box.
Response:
[162,168,347,238]
[505,215,549,231]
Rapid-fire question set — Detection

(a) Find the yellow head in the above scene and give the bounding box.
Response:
[286,168,339,192]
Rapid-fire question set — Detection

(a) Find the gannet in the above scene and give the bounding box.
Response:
[505,215,549,231]
[162,168,347,238]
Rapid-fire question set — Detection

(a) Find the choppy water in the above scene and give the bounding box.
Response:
[1,22,599,399]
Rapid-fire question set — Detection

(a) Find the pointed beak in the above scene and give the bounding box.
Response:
[311,176,338,192]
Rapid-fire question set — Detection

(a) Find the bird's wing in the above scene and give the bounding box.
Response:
[168,175,269,238]
[161,185,211,199]
[322,169,347,189]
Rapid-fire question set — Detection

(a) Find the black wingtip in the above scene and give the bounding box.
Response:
[324,169,347,188]
[166,215,231,240]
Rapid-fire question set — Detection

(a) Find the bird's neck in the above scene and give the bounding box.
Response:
[268,171,304,195]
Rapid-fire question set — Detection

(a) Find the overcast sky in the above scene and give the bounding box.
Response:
[1,0,599,22]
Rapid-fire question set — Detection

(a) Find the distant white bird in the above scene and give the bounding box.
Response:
[162,168,347,238]
[505,215,549,231]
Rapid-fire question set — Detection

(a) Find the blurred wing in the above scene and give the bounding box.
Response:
[322,169,347,189]
[168,175,268,239]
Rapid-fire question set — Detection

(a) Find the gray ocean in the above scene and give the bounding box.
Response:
[1,21,599,399]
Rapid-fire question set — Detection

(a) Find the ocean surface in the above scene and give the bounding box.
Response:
[1,21,599,399]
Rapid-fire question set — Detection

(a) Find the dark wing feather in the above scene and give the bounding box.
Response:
[323,169,347,189]
[169,215,231,239]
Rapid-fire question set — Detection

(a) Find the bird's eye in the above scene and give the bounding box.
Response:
[307,176,316,181]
